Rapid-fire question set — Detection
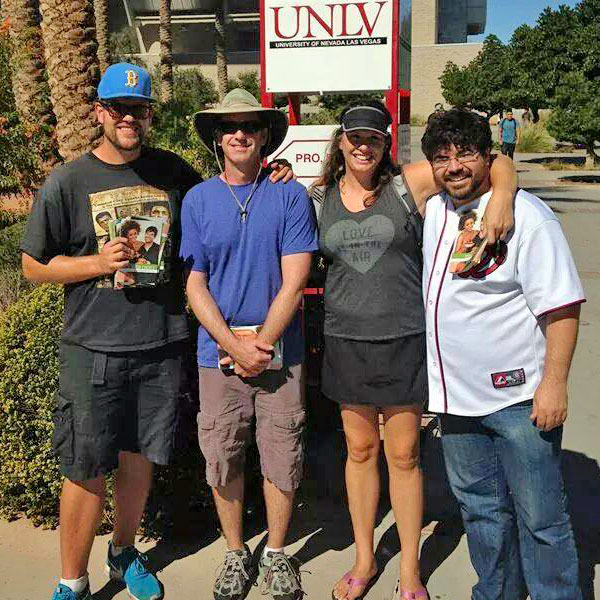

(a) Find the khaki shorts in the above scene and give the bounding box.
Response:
[198,365,305,493]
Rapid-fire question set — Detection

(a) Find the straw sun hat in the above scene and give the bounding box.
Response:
[193,88,288,156]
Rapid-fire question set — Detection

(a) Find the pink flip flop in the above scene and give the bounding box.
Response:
[331,571,377,600]
[393,579,429,600]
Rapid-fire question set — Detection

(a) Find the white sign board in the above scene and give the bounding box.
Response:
[263,0,393,93]
[269,125,338,187]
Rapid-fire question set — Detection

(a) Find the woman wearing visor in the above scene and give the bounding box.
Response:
[314,101,517,600]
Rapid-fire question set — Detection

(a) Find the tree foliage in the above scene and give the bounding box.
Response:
[439,0,599,160]
[441,35,511,118]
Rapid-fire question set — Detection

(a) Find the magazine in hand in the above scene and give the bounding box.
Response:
[108,216,166,289]
[448,197,490,274]
[89,185,173,289]
[218,325,283,372]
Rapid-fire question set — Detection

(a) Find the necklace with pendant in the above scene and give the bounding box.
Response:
[223,165,262,223]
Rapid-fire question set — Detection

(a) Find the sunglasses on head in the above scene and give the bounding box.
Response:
[217,120,264,135]
[100,101,151,120]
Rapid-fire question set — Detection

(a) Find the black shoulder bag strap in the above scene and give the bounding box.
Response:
[391,175,424,267]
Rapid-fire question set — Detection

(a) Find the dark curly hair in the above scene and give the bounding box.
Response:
[121,220,140,237]
[458,211,477,230]
[421,109,492,162]
[312,99,401,206]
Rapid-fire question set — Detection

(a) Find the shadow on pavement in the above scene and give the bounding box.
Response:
[562,450,600,600]
[93,408,599,600]
[521,156,587,166]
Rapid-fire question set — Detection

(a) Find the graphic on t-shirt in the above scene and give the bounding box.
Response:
[108,216,166,289]
[324,215,395,274]
[89,186,173,288]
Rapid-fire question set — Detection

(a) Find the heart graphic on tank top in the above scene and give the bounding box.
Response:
[324,215,395,274]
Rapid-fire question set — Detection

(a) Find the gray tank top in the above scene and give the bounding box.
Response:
[318,177,425,340]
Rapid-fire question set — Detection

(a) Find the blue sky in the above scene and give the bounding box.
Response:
[469,0,580,43]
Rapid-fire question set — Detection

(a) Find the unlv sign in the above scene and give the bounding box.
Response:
[263,0,393,93]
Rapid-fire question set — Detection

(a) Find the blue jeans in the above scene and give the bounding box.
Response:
[439,401,582,600]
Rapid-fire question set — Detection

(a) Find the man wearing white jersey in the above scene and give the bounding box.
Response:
[421,109,585,600]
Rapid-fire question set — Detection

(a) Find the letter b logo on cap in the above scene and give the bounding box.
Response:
[125,70,139,88]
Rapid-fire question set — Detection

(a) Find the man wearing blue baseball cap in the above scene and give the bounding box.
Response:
[21,63,292,600]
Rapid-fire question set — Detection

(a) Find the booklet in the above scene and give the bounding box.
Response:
[218,325,283,372]
[108,216,166,288]
[449,197,490,274]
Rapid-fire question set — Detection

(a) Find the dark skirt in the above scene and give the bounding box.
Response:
[321,334,428,407]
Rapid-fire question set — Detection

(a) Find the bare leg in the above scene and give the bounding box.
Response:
[212,474,245,550]
[382,405,424,593]
[60,476,106,579]
[332,405,380,600]
[264,478,295,549]
[112,451,154,547]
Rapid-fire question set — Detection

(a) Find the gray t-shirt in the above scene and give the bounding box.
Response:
[21,148,202,352]
[318,177,425,340]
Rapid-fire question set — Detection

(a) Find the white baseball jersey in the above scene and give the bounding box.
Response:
[423,188,585,416]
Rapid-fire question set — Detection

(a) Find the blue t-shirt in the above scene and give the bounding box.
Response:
[180,173,318,368]
[500,118,519,144]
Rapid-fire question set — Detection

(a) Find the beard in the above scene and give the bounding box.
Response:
[104,123,145,152]
[442,169,488,202]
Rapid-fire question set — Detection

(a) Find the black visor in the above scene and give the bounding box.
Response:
[341,106,391,136]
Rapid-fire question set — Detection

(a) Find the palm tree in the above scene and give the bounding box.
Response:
[1,0,55,130]
[39,0,101,161]
[159,0,173,103]
[215,1,228,100]
[93,0,109,73]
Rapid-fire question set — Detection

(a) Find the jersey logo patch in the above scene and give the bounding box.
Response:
[458,241,508,279]
[491,368,526,389]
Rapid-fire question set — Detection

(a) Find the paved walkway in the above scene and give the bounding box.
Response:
[1,148,598,600]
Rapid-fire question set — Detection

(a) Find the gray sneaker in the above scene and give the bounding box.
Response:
[214,545,255,600]
[258,552,304,600]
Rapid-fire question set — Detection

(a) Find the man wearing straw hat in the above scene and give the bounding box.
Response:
[181,89,318,600]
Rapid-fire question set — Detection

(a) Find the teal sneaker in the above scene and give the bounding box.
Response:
[50,583,91,600]
[105,541,163,600]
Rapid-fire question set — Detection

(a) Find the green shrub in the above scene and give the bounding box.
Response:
[149,68,219,180]
[228,70,260,101]
[0,284,211,534]
[0,209,27,231]
[302,109,337,125]
[410,114,428,126]
[0,284,63,525]
[0,221,32,311]
[320,92,384,119]
[517,122,554,153]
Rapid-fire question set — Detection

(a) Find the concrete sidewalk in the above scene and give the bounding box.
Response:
[1,157,599,600]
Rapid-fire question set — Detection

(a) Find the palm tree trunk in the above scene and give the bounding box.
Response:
[215,2,228,100]
[93,0,109,73]
[159,0,173,103]
[39,0,101,161]
[1,0,55,129]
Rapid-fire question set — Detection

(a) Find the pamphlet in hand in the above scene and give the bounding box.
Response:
[108,216,166,288]
[218,325,283,372]
[449,198,489,274]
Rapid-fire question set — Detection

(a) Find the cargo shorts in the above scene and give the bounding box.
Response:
[53,341,187,481]
[198,364,305,493]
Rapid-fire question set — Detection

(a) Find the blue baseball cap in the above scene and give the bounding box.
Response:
[97,62,155,102]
